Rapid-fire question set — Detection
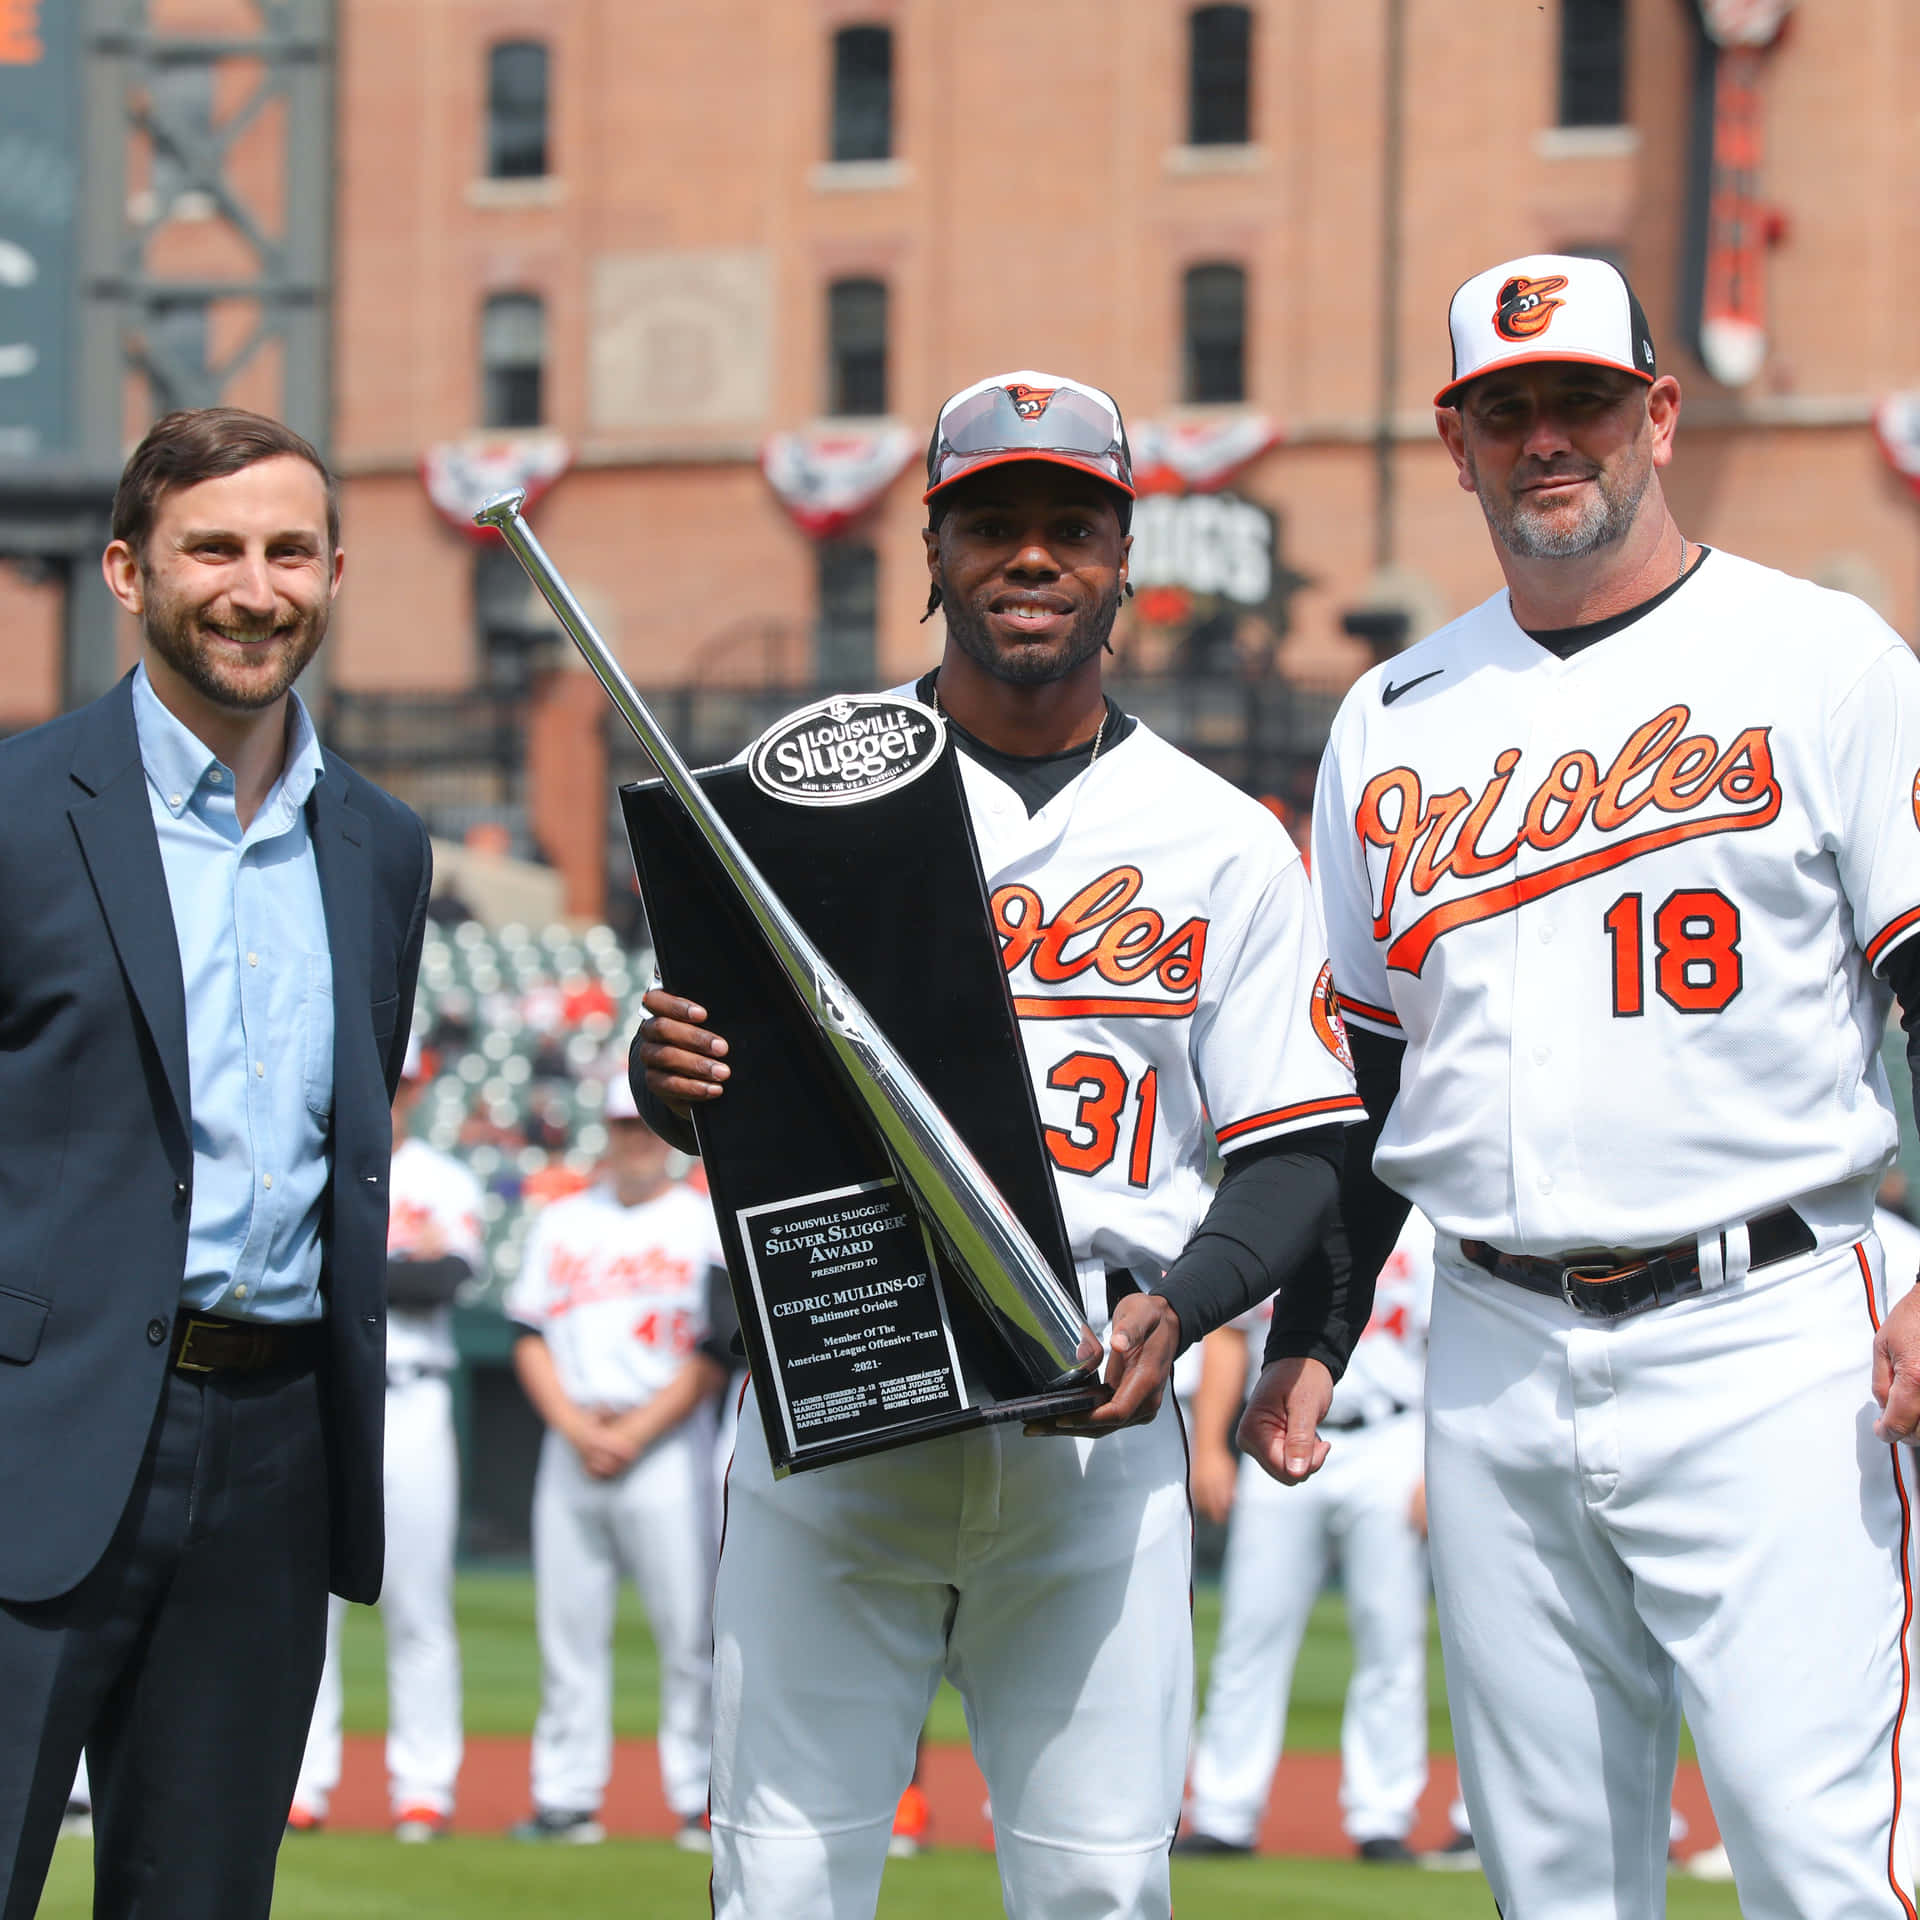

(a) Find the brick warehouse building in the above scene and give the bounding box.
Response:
[4,0,1920,923]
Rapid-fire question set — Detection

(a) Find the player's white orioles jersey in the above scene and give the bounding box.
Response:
[945,715,1363,1324]
[386,1137,485,1372]
[504,1182,722,1408]
[1313,551,1920,1254]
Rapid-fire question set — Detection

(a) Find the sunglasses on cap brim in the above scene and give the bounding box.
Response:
[925,386,1133,498]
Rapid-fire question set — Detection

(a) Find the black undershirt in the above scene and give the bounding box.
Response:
[1520,546,1711,658]
[911,671,1138,816]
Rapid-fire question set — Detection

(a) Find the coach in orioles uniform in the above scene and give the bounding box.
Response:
[639,370,1364,1919]
[1238,253,1920,1918]
[503,1078,729,1848]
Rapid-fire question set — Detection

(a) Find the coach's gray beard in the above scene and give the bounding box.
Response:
[941,581,1122,687]
[1477,453,1652,562]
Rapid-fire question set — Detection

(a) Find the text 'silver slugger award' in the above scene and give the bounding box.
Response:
[474,491,1105,1475]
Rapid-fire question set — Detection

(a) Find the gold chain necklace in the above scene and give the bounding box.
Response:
[929,681,1108,765]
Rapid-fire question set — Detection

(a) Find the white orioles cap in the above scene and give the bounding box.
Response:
[1436,253,1657,407]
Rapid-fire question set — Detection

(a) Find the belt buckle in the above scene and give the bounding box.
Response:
[172,1316,222,1372]
[1557,1261,1623,1313]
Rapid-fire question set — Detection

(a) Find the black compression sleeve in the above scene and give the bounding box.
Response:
[1262,1025,1410,1377]
[384,1254,472,1310]
[1888,939,1920,1139]
[1154,1125,1343,1355]
[628,1031,702,1155]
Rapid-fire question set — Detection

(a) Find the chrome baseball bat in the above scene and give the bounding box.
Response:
[473,489,1100,1387]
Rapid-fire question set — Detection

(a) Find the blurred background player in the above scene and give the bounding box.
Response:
[291,1035,480,1839]
[503,1080,729,1849]
[1179,1211,1434,1862]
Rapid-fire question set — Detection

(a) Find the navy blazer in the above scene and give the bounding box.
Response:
[0,674,430,1605]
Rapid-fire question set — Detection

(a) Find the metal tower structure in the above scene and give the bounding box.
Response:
[0,0,334,711]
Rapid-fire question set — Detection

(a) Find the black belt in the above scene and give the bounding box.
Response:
[387,1362,451,1387]
[171,1311,323,1375]
[1322,1401,1411,1431]
[1461,1207,1815,1320]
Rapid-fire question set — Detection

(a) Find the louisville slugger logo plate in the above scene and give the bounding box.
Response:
[748,695,946,808]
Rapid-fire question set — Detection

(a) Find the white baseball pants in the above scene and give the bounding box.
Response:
[528,1414,717,1819]
[293,1373,464,1817]
[1187,1410,1428,1846]
[1427,1232,1918,1920]
[709,1391,1193,1920]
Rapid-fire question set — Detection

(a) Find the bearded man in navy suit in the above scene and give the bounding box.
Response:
[0,408,431,1919]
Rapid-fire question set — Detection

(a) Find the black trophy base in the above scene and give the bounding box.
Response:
[622,742,1097,1477]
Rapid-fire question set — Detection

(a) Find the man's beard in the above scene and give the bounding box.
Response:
[142,579,327,711]
[1472,446,1652,561]
[939,578,1122,687]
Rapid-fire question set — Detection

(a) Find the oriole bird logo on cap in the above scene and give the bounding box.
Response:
[1492,273,1569,343]
[1005,382,1057,420]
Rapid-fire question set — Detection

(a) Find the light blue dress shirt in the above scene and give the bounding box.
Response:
[131,665,335,1323]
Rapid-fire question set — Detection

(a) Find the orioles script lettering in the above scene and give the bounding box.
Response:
[1356,705,1780,975]
[991,867,1208,1018]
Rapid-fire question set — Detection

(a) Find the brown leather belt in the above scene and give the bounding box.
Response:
[1460,1207,1815,1320]
[170,1312,322,1375]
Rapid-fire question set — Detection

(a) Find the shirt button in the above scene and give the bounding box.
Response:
[256,1061,265,1078]
[147,1318,167,1345]
[233,1284,248,1300]
[263,1173,274,1190]
[169,793,183,809]
[209,770,224,784]
[1537,1173,1554,1193]
[1538,924,1555,943]
[247,953,258,967]
[1533,1046,1550,1064]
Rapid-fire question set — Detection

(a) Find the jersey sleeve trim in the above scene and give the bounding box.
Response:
[1215,1093,1366,1146]
[1867,904,1920,972]
[1333,989,1402,1033]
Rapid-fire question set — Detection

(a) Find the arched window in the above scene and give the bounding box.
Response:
[481,293,545,428]
[816,541,877,688]
[1559,0,1626,128]
[1183,263,1246,404]
[1188,5,1252,147]
[827,278,888,417]
[831,25,893,162]
[487,41,550,179]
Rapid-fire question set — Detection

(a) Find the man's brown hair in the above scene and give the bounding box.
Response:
[111,407,339,560]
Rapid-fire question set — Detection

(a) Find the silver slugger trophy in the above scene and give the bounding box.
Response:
[475,490,1103,1471]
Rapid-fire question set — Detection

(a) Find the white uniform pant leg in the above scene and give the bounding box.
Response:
[1426,1258,1680,1920]
[291,1595,348,1817]
[1332,1412,1431,1844]
[1186,1458,1331,1847]
[1616,1242,1918,1920]
[948,1399,1192,1920]
[608,1411,718,1820]
[529,1431,620,1817]
[709,1392,957,1920]
[380,1376,464,1817]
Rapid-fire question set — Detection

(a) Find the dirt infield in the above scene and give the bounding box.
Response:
[325,1735,1724,1860]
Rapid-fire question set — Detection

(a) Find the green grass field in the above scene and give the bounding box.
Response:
[328,1569,1455,1752]
[37,1832,1748,1919]
[37,1572,1734,1917]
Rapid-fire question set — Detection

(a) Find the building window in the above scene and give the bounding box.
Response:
[487,41,550,178]
[816,541,877,688]
[1188,5,1252,147]
[481,293,545,428]
[827,278,888,416]
[831,25,893,162]
[1559,0,1625,127]
[1183,263,1246,404]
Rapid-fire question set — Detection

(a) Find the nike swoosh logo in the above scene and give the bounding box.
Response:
[1381,669,1444,706]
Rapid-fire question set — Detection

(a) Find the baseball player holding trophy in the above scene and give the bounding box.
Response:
[291,1036,479,1838]
[475,369,1362,1920]
[1239,253,1920,1917]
